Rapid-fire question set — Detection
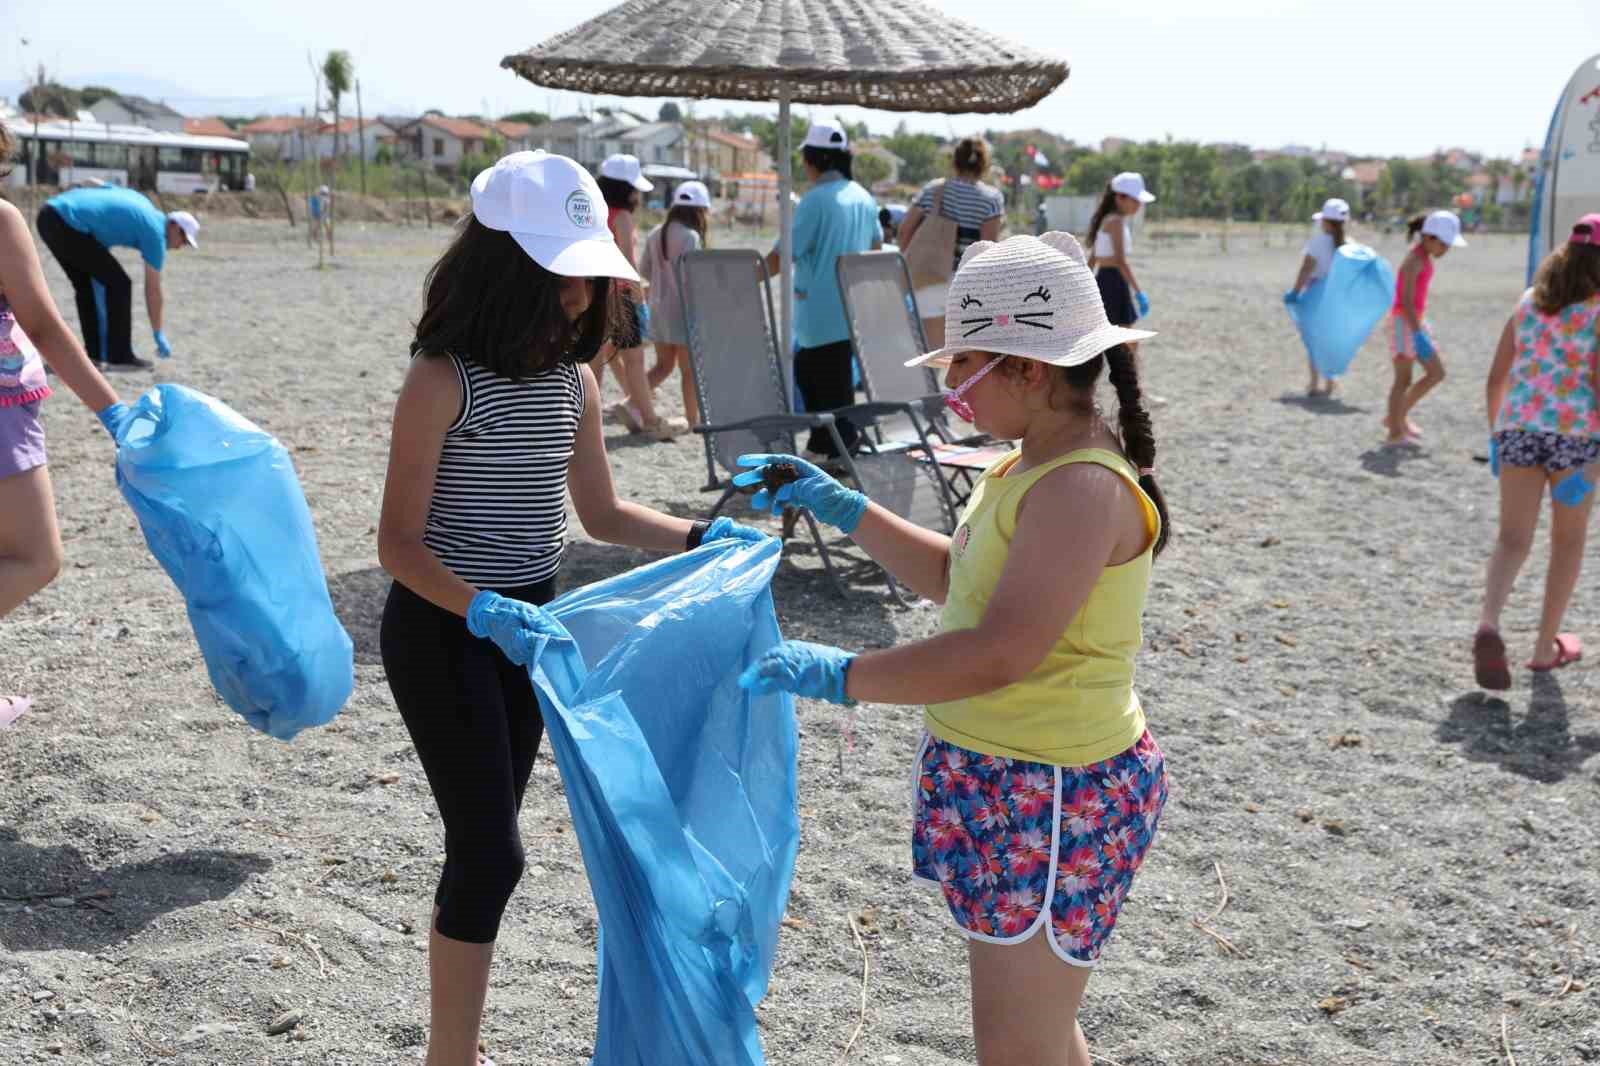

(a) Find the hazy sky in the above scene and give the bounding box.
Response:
[6,0,1599,159]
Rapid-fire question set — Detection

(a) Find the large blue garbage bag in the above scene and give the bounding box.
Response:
[532,538,799,1066]
[112,384,353,740]
[1286,244,1396,378]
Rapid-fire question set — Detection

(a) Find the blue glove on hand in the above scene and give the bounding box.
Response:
[465,590,569,667]
[737,640,855,705]
[1282,290,1300,306]
[1413,329,1437,361]
[1554,470,1594,507]
[731,454,868,534]
[96,402,131,439]
[700,516,770,546]
[153,330,173,359]
[1488,436,1500,478]
[1135,291,1151,318]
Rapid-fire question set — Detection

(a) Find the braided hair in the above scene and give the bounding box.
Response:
[1102,344,1170,557]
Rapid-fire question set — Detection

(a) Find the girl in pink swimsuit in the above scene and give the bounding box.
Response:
[1386,209,1466,443]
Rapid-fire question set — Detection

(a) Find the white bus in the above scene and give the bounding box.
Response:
[3,117,250,195]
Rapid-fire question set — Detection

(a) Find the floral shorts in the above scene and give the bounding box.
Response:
[911,730,1168,966]
[1493,429,1600,473]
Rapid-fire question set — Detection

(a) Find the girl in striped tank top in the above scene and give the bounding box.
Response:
[376,151,764,1066]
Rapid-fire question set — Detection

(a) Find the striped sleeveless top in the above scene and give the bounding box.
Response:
[422,353,585,587]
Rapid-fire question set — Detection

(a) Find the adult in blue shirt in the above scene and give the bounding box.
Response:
[36,186,197,370]
[764,122,880,460]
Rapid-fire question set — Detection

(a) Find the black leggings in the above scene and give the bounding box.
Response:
[36,206,137,365]
[380,576,556,944]
[793,338,859,457]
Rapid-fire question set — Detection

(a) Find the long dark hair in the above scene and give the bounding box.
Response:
[411,216,614,378]
[596,175,638,213]
[665,204,709,248]
[1405,212,1429,242]
[1085,184,1120,254]
[1002,345,1171,558]
[1326,219,1347,247]
[801,144,852,181]
[1533,240,1600,315]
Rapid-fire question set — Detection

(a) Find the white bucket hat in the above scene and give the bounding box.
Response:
[471,151,639,282]
[905,233,1155,368]
[1421,209,1467,247]
[598,153,653,192]
[1110,172,1156,204]
[672,180,711,208]
[167,210,199,248]
[1313,197,1350,222]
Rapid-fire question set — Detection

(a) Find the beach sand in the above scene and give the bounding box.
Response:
[2,217,1595,1065]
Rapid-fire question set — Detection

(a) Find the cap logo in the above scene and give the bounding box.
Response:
[565,190,596,230]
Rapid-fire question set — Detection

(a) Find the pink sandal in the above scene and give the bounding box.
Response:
[0,696,32,729]
[1527,633,1583,672]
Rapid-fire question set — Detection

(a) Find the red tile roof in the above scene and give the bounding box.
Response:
[184,117,236,137]
[494,120,532,139]
[420,115,491,141]
[705,128,759,151]
[240,116,317,134]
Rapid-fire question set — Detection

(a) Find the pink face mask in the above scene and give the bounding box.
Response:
[943,357,1001,423]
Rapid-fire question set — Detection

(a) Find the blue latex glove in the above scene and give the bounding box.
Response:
[1488,436,1500,478]
[1554,470,1594,507]
[465,589,569,667]
[700,516,769,545]
[737,640,855,705]
[1135,291,1151,319]
[96,402,131,439]
[153,330,173,359]
[1413,329,1436,361]
[732,454,868,535]
[1282,290,1300,306]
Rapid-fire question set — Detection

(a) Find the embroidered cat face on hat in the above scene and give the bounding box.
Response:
[906,233,1155,369]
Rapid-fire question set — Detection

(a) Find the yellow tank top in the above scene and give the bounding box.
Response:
[924,448,1158,766]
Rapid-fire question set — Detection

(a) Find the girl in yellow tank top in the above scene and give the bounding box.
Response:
[733,232,1172,1066]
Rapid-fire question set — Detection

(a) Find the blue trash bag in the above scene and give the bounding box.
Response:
[530,537,799,1066]
[112,384,353,740]
[1285,244,1396,379]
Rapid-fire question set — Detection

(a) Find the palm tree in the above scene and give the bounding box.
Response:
[320,50,353,256]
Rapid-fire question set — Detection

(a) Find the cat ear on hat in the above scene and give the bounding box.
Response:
[1038,231,1088,263]
[957,239,996,272]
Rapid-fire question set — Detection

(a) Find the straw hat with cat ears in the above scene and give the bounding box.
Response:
[906,231,1155,368]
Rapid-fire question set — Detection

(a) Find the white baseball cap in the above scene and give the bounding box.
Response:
[802,121,849,151]
[470,151,639,282]
[672,180,711,208]
[167,210,199,248]
[598,153,653,192]
[1110,172,1156,204]
[1313,197,1350,222]
[906,232,1155,369]
[1421,209,1467,248]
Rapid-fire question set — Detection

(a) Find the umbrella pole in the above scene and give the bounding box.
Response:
[777,84,793,381]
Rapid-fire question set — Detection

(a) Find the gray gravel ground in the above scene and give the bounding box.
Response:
[2,217,1595,1065]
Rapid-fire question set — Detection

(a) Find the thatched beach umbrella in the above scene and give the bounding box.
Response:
[503,0,1068,354]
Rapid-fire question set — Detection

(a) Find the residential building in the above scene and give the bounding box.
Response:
[577,111,643,168]
[525,116,588,159]
[692,127,765,177]
[398,114,493,173]
[1100,136,1129,155]
[315,118,393,162]
[239,116,320,162]
[619,121,685,168]
[493,120,534,152]
[88,94,184,133]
